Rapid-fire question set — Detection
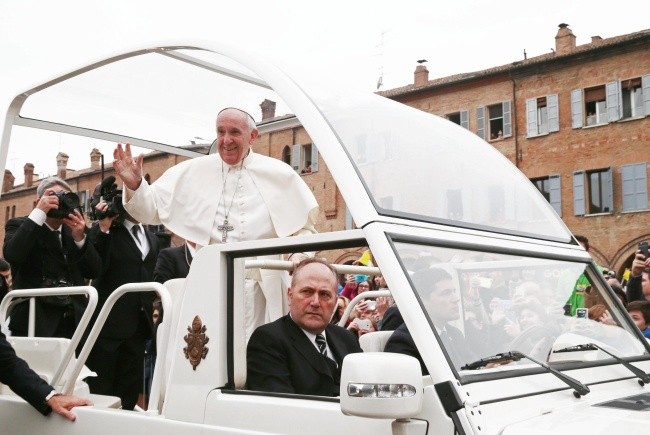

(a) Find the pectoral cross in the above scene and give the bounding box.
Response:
[217,219,234,242]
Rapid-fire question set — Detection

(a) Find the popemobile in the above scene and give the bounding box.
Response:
[1,39,650,435]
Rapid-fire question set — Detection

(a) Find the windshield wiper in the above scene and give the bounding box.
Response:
[554,343,650,386]
[463,350,590,398]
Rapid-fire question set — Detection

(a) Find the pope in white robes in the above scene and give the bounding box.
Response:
[113,108,318,337]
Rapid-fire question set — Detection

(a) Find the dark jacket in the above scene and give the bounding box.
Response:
[88,223,159,339]
[153,244,192,284]
[247,315,362,396]
[385,322,471,375]
[0,331,53,415]
[3,216,102,336]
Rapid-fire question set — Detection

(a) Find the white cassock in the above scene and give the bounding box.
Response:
[123,150,318,338]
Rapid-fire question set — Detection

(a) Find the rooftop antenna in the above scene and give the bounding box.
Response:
[376,30,386,90]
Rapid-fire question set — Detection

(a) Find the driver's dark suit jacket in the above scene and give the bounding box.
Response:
[384,322,471,375]
[246,315,362,396]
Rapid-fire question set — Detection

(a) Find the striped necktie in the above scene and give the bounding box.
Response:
[315,333,327,357]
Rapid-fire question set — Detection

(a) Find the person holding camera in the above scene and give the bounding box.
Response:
[3,176,102,338]
[627,243,650,303]
[85,198,159,410]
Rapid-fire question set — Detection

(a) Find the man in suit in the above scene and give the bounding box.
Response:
[3,177,102,338]
[153,240,195,283]
[0,331,91,421]
[85,200,159,410]
[247,258,362,396]
[385,268,471,374]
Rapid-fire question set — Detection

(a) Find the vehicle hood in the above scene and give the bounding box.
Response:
[501,392,650,434]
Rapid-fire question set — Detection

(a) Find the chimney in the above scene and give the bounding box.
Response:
[90,148,102,171]
[3,170,14,193]
[591,35,603,44]
[414,62,429,87]
[24,163,34,188]
[56,152,69,179]
[555,23,576,55]
[260,99,276,121]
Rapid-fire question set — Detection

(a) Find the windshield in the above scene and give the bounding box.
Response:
[393,241,648,376]
[306,86,572,242]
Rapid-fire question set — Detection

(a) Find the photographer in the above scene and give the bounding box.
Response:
[86,179,159,410]
[3,176,102,338]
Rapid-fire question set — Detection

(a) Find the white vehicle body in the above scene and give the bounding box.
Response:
[1,40,649,435]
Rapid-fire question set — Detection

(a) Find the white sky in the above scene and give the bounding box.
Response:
[0,0,647,182]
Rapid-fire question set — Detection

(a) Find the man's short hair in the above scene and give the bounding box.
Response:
[411,268,453,297]
[218,107,257,132]
[575,235,589,251]
[628,300,650,324]
[36,176,72,197]
[291,257,337,288]
[0,258,9,272]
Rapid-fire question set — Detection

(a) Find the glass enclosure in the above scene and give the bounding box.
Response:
[307,84,572,242]
[393,241,648,375]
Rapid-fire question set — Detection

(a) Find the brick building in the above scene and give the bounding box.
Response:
[379,24,650,277]
[1,24,648,273]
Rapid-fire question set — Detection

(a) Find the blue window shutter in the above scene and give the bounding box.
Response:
[526,98,537,137]
[460,110,469,129]
[571,89,583,128]
[291,144,300,171]
[549,174,562,216]
[476,106,485,139]
[573,171,585,216]
[502,100,512,137]
[622,163,648,211]
[642,74,650,116]
[603,167,613,212]
[635,163,649,210]
[606,81,621,122]
[311,144,319,172]
[345,207,353,230]
[622,164,635,211]
[547,94,559,132]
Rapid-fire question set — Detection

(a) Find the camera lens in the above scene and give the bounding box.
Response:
[61,192,80,208]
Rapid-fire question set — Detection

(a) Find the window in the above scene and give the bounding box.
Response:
[573,168,613,215]
[78,190,90,215]
[526,95,559,137]
[476,101,511,140]
[585,85,607,126]
[290,143,318,174]
[531,175,561,216]
[621,77,646,119]
[621,163,648,211]
[446,110,469,129]
[281,146,291,165]
[5,206,9,223]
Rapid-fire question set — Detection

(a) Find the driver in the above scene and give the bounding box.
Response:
[385,268,473,373]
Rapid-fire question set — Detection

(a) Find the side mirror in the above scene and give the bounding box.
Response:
[340,352,423,419]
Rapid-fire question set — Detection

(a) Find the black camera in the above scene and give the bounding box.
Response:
[46,191,81,218]
[90,176,125,220]
[639,241,650,259]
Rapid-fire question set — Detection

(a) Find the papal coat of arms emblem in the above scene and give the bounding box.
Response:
[183,315,209,370]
